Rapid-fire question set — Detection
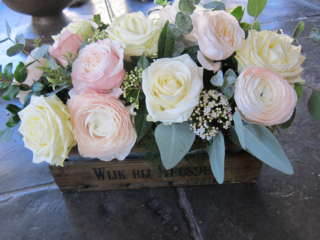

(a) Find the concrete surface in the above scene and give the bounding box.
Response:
[0,0,320,239]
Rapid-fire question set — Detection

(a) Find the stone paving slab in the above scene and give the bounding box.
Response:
[0,188,192,240]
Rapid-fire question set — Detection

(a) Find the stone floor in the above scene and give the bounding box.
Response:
[0,0,320,239]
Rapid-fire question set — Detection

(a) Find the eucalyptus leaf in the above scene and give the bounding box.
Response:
[252,21,261,31]
[242,123,293,174]
[46,85,71,96]
[44,53,57,70]
[228,126,242,148]
[308,89,320,122]
[7,44,25,57]
[2,85,20,101]
[247,0,268,19]
[6,114,20,128]
[210,71,224,87]
[183,46,199,63]
[158,20,175,58]
[23,91,41,108]
[175,12,193,35]
[240,22,251,31]
[233,111,246,149]
[148,8,161,15]
[207,131,225,184]
[155,122,196,170]
[5,104,21,115]
[15,34,25,45]
[223,75,236,86]
[172,41,185,57]
[203,1,226,10]
[224,68,237,78]
[4,63,12,81]
[169,24,183,41]
[231,6,245,22]
[278,108,296,129]
[6,20,11,38]
[137,54,150,69]
[192,0,200,4]
[221,85,235,99]
[310,28,320,43]
[134,101,153,141]
[293,20,304,40]
[34,44,50,59]
[178,0,196,14]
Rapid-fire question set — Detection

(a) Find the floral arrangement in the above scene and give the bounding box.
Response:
[1,0,320,183]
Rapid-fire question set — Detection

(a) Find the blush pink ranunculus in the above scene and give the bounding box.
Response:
[234,66,297,126]
[193,11,245,61]
[71,39,125,95]
[68,89,137,161]
[48,29,83,68]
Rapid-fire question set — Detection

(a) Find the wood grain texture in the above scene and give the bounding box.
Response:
[50,151,263,192]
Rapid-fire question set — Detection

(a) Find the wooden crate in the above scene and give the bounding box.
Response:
[49,140,262,192]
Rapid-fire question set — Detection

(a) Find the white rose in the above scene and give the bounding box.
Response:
[106,11,163,61]
[142,54,203,123]
[234,66,297,126]
[18,95,76,166]
[235,30,306,85]
[15,48,46,104]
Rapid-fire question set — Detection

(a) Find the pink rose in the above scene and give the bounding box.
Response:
[71,39,125,95]
[193,11,245,62]
[68,89,136,161]
[234,66,297,126]
[49,29,83,68]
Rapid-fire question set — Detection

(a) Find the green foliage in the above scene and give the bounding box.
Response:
[78,39,88,53]
[23,91,41,108]
[175,12,193,35]
[278,108,296,129]
[137,54,150,69]
[252,21,261,31]
[32,37,42,48]
[294,83,303,103]
[183,46,199,63]
[134,101,153,142]
[0,81,10,89]
[155,122,196,170]
[310,28,320,43]
[5,104,21,115]
[229,123,294,174]
[154,0,169,7]
[91,14,109,31]
[0,126,16,142]
[203,1,226,10]
[4,63,12,81]
[148,8,161,15]
[6,114,20,128]
[7,43,24,57]
[2,85,19,101]
[158,20,175,58]
[233,111,246,149]
[0,38,8,43]
[210,71,224,87]
[247,0,268,20]
[14,62,27,83]
[293,20,304,44]
[207,131,225,184]
[231,6,245,22]
[31,82,44,92]
[308,89,320,122]
[178,0,196,14]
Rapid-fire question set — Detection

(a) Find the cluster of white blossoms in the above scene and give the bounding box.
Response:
[189,89,233,140]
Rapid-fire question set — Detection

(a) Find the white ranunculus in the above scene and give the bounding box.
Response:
[106,11,163,61]
[235,30,306,85]
[142,54,203,123]
[52,20,94,41]
[18,95,76,166]
[15,48,46,104]
[234,66,297,126]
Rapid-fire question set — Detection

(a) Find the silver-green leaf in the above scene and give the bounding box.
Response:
[203,1,226,10]
[207,131,225,184]
[308,89,320,122]
[233,111,246,149]
[175,12,193,35]
[210,70,224,87]
[247,0,268,19]
[310,28,320,43]
[155,122,196,170]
